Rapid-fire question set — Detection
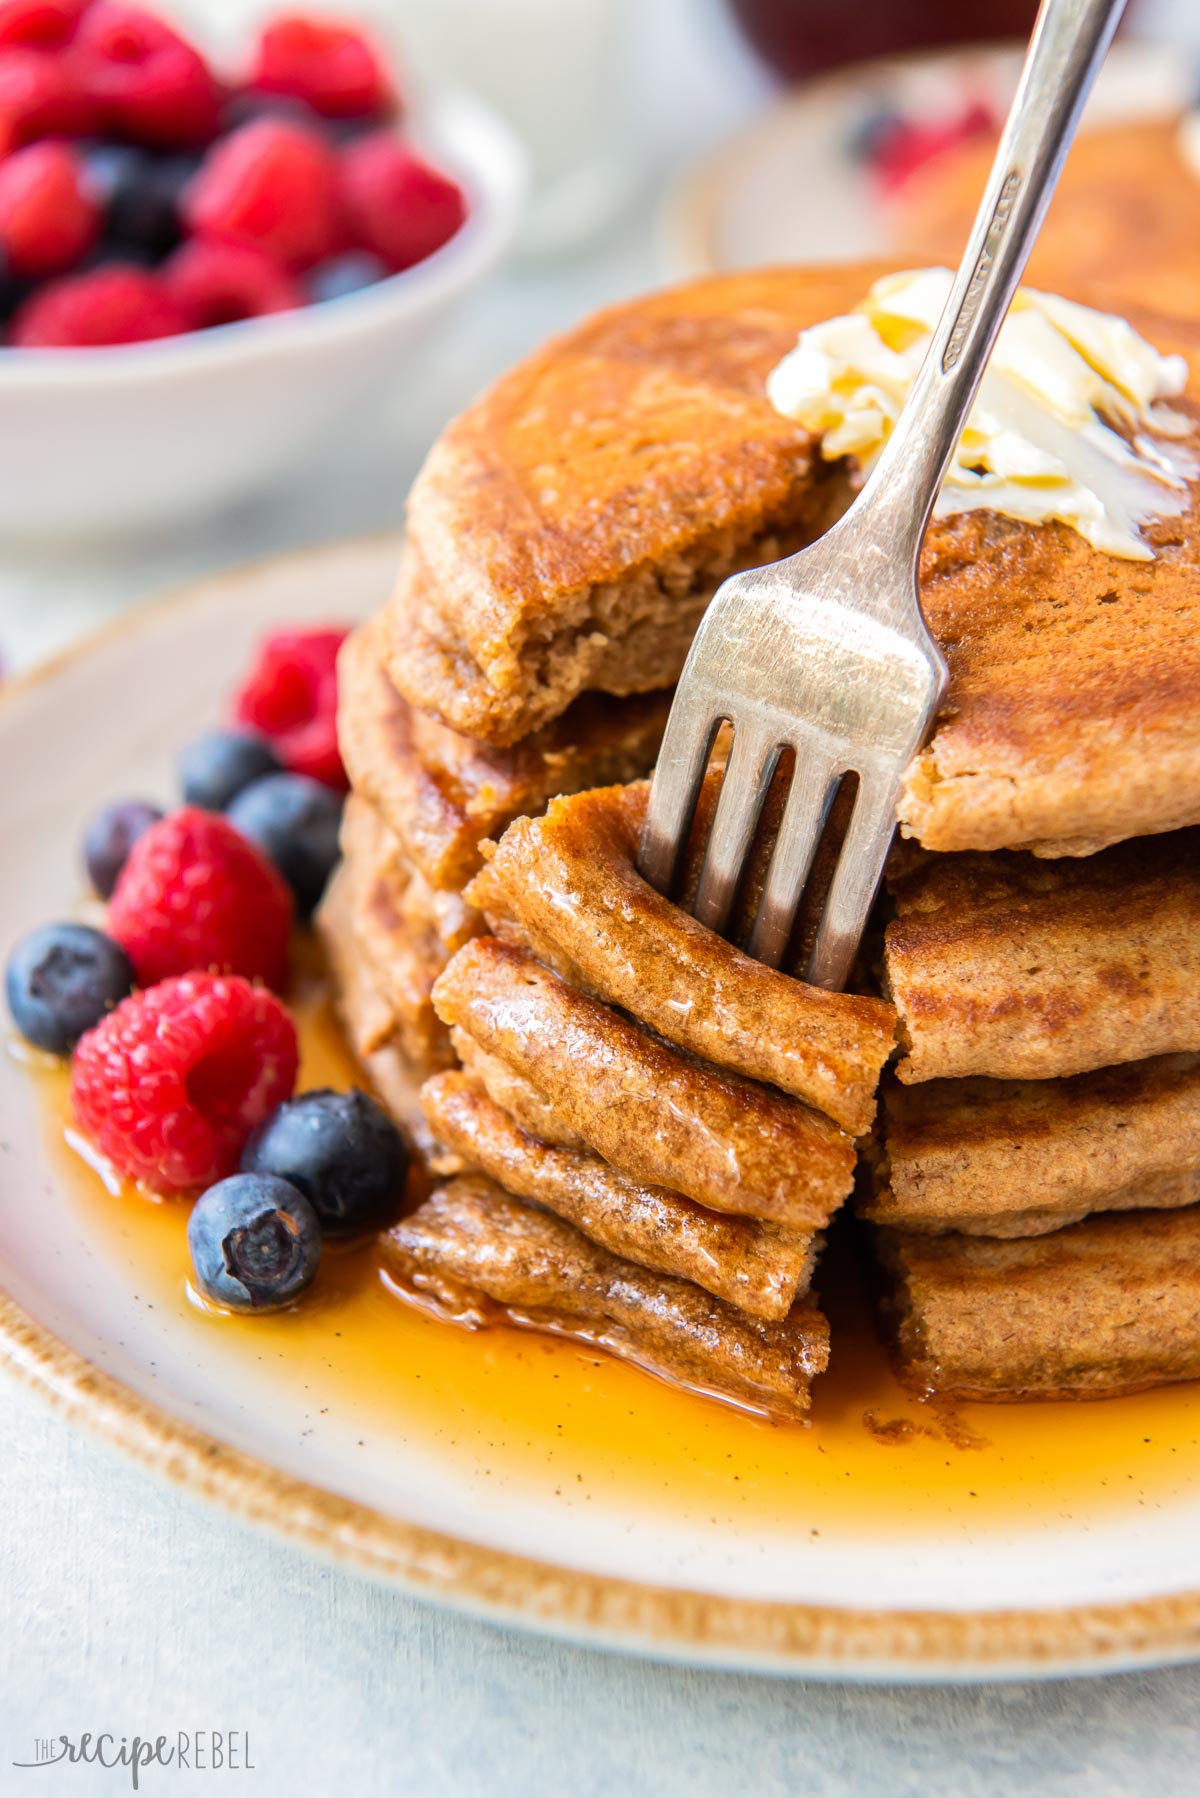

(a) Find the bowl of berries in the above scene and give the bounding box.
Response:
[0,3,525,535]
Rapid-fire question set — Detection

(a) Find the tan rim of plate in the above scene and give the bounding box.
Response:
[3,541,1200,1678]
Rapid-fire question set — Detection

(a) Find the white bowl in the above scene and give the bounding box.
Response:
[0,91,525,538]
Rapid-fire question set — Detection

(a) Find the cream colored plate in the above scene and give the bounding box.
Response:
[4,535,1200,1680]
[667,41,1191,275]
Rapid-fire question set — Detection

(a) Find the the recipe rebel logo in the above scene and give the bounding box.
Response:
[12,1731,255,1787]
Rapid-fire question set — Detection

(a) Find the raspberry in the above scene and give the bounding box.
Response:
[0,0,90,49]
[337,132,465,272]
[233,627,349,789]
[108,806,294,989]
[185,118,339,269]
[9,262,187,345]
[74,3,221,148]
[0,46,96,143]
[70,973,298,1193]
[0,140,98,275]
[250,13,394,121]
[165,238,302,329]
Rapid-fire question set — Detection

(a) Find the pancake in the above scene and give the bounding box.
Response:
[880,1204,1200,1401]
[315,867,441,1156]
[339,613,671,892]
[335,798,457,1076]
[473,781,895,1136]
[382,1175,829,1420]
[449,1026,586,1151]
[385,264,877,747]
[340,792,482,953]
[421,1071,818,1319]
[867,1055,1200,1238]
[885,830,1200,1082]
[384,263,1200,855]
[894,117,1200,323]
[431,937,855,1227]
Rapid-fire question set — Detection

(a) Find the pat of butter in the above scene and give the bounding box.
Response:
[766,267,1196,560]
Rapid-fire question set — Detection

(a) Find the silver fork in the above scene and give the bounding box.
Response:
[638,0,1125,990]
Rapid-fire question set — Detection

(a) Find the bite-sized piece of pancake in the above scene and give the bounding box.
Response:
[337,802,457,1076]
[880,1205,1200,1401]
[432,937,855,1227]
[449,1026,585,1151]
[339,614,671,891]
[886,831,1200,1083]
[383,1175,829,1419]
[894,117,1200,324]
[422,1072,818,1320]
[867,1055,1200,1238]
[475,780,894,1135]
[384,262,1200,851]
[315,868,440,1156]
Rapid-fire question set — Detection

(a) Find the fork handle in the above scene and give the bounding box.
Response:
[853,0,1126,572]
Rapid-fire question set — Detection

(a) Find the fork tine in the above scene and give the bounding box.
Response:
[691,725,780,937]
[745,750,841,969]
[637,690,722,898]
[805,776,899,991]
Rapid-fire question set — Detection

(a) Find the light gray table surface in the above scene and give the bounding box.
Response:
[6,5,1200,1792]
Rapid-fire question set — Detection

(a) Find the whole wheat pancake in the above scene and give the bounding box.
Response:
[384,263,1200,854]
[422,1072,817,1319]
[868,1055,1200,1238]
[894,117,1200,323]
[880,1204,1200,1402]
[431,937,855,1227]
[339,613,670,892]
[383,1175,829,1419]
[315,868,441,1156]
[449,1026,585,1151]
[340,792,481,953]
[336,798,457,1076]
[473,781,894,1136]
[885,830,1200,1082]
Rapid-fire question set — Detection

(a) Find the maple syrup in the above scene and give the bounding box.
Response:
[37,986,1200,1541]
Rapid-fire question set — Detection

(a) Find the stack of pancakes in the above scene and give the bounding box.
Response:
[323,263,1200,1415]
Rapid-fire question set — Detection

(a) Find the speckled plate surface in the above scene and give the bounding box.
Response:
[4,536,1200,1681]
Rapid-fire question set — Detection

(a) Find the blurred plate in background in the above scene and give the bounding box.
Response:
[667,40,1192,275]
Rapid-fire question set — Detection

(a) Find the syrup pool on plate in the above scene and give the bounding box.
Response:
[36,979,1200,1542]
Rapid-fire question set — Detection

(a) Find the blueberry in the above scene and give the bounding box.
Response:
[187,1173,322,1313]
[0,244,30,325]
[241,1088,408,1234]
[5,922,134,1054]
[308,251,389,305]
[220,90,328,134]
[82,798,164,899]
[227,772,342,920]
[83,144,198,261]
[178,727,282,811]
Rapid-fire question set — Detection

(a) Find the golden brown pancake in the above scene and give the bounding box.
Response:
[880,1204,1200,1401]
[315,868,441,1156]
[383,263,1200,855]
[340,792,481,952]
[448,1026,586,1150]
[431,937,855,1227]
[868,1055,1200,1237]
[383,1175,829,1419]
[894,117,1200,322]
[335,798,457,1076]
[885,831,1200,1082]
[339,613,671,892]
[473,781,895,1136]
[421,1071,818,1319]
